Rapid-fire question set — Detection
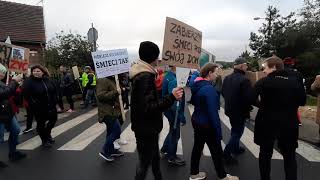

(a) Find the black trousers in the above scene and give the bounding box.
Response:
[190,127,227,179]
[34,109,57,144]
[259,142,297,180]
[135,133,162,180]
[58,88,74,110]
[25,106,34,129]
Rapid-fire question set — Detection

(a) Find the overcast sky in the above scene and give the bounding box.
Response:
[6,0,304,61]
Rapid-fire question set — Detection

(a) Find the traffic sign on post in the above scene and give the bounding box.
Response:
[87,27,98,43]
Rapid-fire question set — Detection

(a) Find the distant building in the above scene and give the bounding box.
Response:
[0,1,46,65]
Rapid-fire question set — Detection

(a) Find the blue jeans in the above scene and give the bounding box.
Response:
[103,118,121,156]
[0,116,21,154]
[84,89,97,107]
[224,116,245,156]
[0,123,4,144]
[161,111,181,160]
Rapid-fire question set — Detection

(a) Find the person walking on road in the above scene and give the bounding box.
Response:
[311,75,320,146]
[130,41,183,180]
[221,57,253,163]
[253,56,306,180]
[23,64,58,148]
[96,76,124,162]
[190,63,239,180]
[57,65,75,113]
[82,67,97,109]
[160,65,186,166]
[0,63,26,168]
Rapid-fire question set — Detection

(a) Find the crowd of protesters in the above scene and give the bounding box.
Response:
[1,40,319,180]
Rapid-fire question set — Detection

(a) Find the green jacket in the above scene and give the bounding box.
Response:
[96,77,121,123]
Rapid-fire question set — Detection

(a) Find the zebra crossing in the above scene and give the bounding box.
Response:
[4,105,320,163]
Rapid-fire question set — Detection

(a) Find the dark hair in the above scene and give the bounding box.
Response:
[264,56,284,70]
[30,64,50,77]
[200,63,219,78]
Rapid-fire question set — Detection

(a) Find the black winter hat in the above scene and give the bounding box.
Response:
[139,41,160,64]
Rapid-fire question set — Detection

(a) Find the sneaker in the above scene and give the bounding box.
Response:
[66,109,75,113]
[99,152,114,162]
[189,172,206,180]
[42,142,52,148]
[299,123,302,126]
[9,151,26,161]
[220,174,239,180]
[0,161,8,168]
[160,151,167,158]
[168,157,186,166]
[111,150,124,157]
[117,139,128,145]
[23,128,33,134]
[48,136,55,144]
[113,141,121,150]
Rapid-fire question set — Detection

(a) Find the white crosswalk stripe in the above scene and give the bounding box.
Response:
[9,105,320,163]
[3,113,72,142]
[17,109,97,150]
[58,122,105,151]
[188,105,284,159]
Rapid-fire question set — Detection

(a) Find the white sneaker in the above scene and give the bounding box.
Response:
[220,174,239,180]
[118,139,128,145]
[190,172,206,180]
[113,141,121,149]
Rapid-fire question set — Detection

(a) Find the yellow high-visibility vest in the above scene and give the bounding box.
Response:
[81,72,88,87]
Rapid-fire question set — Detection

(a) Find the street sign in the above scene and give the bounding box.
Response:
[87,27,98,43]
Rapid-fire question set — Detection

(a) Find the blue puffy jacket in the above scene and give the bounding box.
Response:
[162,71,186,125]
[190,78,222,141]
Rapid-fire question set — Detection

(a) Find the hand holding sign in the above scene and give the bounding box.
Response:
[172,87,184,101]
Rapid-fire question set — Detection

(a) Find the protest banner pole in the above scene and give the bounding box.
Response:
[115,74,126,122]
[5,70,10,85]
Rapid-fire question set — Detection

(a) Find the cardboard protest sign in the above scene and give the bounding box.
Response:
[0,42,30,73]
[161,17,202,69]
[72,66,80,79]
[176,67,190,87]
[91,49,130,79]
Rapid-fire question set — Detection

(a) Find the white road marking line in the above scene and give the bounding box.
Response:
[119,124,136,153]
[17,109,97,150]
[296,140,320,162]
[58,122,105,151]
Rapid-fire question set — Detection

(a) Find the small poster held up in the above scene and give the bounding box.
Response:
[0,42,29,73]
[176,67,190,87]
[72,66,80,79]
[91,49,130,79]
[161,17,202,69]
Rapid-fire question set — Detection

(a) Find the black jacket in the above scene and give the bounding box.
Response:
[130,72,175,135]
[60,72,74,89]
[222,69,253,118]
[23,76,58,112]
[253,70,306,147]
[0,80,18,123]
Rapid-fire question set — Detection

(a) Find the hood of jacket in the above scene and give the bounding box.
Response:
[129,60,157,79]
[191,78,212,95]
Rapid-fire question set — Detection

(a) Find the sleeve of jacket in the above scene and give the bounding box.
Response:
[87,74,93,86]
[240,78,254,110]
[97,80,119,103]
[142,74,176,113]
[0,81,18,100]
[205,86,222,140]
[162,76,169,97]
[66,73,74,87]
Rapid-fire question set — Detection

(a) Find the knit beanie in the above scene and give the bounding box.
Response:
[138,41,160,64]
[0,63,7,74]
